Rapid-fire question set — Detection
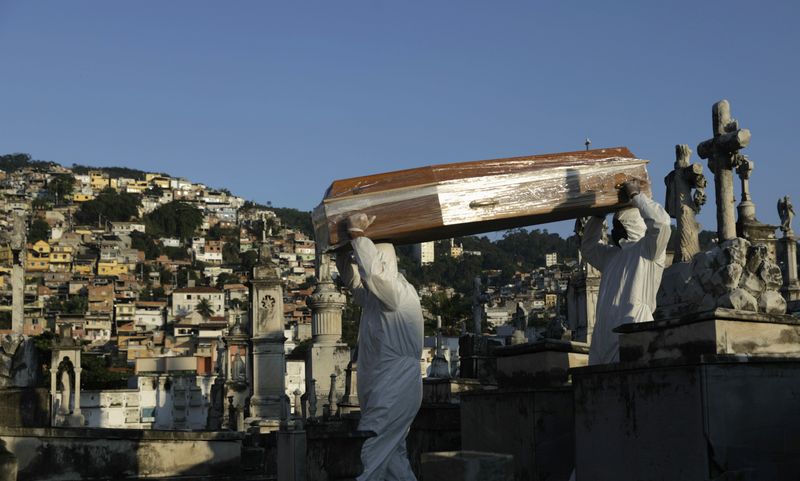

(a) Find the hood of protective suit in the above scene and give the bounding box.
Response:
[614,207,647,247]
[357,242,399,284]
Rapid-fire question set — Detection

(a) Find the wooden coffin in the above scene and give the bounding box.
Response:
[313,146,651,251]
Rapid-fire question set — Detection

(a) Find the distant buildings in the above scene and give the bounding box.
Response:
[413,241,435,266]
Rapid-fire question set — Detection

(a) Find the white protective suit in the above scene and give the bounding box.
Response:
[338,237,424,481]
[580,194,671,365]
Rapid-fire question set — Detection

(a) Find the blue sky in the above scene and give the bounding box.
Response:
[1,1,798,237]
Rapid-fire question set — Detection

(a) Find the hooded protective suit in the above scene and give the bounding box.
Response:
[338,237,424,481]
[580,194,671,365]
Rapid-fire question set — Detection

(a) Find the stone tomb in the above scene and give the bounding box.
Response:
[459,340,588,481]
[572,356,800,481]
[573,304,800,480]
[495,339,589,387]
[617,307,800,363]
[407,378,482,478]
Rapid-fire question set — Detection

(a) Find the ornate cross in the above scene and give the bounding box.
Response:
[697,100,751,242]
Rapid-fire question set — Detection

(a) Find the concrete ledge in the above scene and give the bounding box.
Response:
[421,451,514,481]
[0,427,243,480]
[616,307,799,333]
[616,308,800,363]
[494,340,589,387]
[0,426,244,441]
[493,339,589,356]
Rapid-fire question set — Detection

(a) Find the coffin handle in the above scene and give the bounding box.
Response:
[469,199,498,209]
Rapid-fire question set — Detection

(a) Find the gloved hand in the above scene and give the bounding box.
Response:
[347,213,376,238]
[620,179,641,203]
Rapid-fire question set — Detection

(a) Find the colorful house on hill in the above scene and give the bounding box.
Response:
[26,240,51,272]
[97,260,129,278]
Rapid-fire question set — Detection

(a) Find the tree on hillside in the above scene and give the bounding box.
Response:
[270,207,314,237]
[70,164,155,181]
[130,231,162,260]
[215,272,241,289]
[242,202,314,238]
[240,250,259,272]
[48,174,76,206]
[75,188,140,225]
[196,298,214,320]
[145,201,203,239]
[222,241,240,265]
[420,292,471,336]
[27,219,51,243]
[0,153,55,172]
[144,185,164,197]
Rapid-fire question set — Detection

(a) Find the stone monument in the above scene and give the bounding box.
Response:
[225,317,250,431]
[429,316,452,378]
[696,99,750,242]
[509,303,528,346]
[572,100,800,481]
[50,324,84,427]
[306,252,349,414]
[566,216,601,343]
[777,195,800,310]
[247,244,286,431]
[734,152,779,263]
[664,144,707,263]
[657,105,785,318]
[10,212,26,334]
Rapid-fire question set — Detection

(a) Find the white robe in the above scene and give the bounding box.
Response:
[580,194,671,365]
[339,237,424,481]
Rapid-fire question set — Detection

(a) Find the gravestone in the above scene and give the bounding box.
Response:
[247,244,286,432]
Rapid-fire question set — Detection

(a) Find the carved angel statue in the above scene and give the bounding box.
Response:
[778,196,795,235]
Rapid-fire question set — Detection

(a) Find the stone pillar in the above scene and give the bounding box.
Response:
[567,263,600,344]
[72,365,82,419]
[779,235,800,310]
[10,213,26,335]
[225,321,250,431]
[306,253,349,413]
[10,264,23,335]
[247,248,286,431]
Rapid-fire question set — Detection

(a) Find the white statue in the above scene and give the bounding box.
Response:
[57,357,74,414]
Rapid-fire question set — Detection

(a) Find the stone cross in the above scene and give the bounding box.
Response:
[664,144,707,262]
[697,100,751,242]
